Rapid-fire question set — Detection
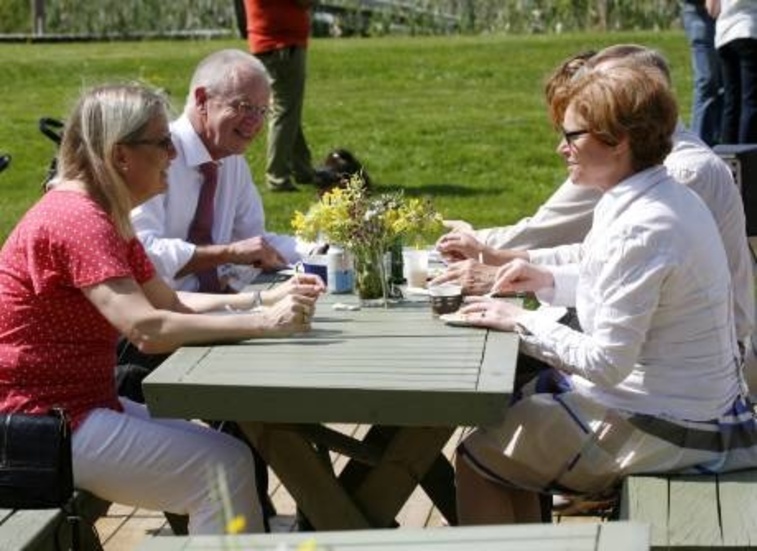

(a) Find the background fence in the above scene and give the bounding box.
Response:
[0,0,683,38]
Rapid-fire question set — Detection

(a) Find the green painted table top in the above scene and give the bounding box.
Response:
[143,292,519,427]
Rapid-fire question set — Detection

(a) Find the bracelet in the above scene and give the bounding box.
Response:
[251,290,263,309]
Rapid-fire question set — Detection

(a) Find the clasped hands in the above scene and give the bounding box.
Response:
[253,272,326,334]
[432,228,554,331]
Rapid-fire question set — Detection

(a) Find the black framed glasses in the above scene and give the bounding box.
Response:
[228,100,269,120]
[562,128,590,146]
[128,135,174,151]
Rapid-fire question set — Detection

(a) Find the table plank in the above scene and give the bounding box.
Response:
[719,470,757,546]
[668,475,721,547]
[620,475,669,547]
[144,302,517,427]
[137,522,649,550]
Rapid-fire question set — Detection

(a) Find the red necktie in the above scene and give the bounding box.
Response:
[187,162,221,292]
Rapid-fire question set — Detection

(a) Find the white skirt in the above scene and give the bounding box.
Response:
[459,369,757,495]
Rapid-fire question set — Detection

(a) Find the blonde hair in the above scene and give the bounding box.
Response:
[56,83,170,239]
[566,66,677,172]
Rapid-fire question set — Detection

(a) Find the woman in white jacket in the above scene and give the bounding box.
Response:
[454,64,757,525]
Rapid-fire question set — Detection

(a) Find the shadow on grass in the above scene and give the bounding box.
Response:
[375,182,502,197]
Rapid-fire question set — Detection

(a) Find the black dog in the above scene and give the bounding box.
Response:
[314,148,372,196]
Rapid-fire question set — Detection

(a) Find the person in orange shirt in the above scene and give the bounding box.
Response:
[243,0,317,192]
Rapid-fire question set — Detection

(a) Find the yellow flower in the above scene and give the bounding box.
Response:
[291,173,442,251]
[297,538,319,551]
[225,514,246,534]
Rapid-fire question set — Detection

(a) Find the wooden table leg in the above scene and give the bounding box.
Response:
[339,426,458,526]
[419,453,458,525]
[351,426,455,528]
[239,422,372,530]
[242,422,454,530]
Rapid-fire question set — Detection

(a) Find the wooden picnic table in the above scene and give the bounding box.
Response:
[137,522,650,550]
[143,279,519,531]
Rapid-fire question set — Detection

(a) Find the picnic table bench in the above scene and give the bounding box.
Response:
[0,491,108,551]
[137,521,650,550]
[619,469,757,549]
[144,280,520,531]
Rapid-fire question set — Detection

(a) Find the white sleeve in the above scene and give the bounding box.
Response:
[535,264,579,307]
[131,196,196,282]
[516,230,665,388]
[528,243,583,266]
[476,179,601,250]
[230,166,302,265]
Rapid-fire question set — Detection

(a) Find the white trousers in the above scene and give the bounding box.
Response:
[72,399,263,534]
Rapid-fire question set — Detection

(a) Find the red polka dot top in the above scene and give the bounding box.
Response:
[0,190,155,429]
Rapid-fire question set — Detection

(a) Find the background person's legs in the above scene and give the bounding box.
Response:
[259,47,313,191]
[719,41,743,144]
[682,2,722,145]
[732,39,757,143]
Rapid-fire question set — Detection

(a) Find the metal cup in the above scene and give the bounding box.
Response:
[428,283,463,317]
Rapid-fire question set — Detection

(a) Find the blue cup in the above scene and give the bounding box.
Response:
[302,258,328,286]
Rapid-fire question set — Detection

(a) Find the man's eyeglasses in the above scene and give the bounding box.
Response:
[228,100,270,120]
[562,129,590,146]
[128,135,174,151]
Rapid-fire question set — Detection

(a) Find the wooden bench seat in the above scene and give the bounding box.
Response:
[619,470,757,549]
[0,491,110,551]
[136,522,650,551]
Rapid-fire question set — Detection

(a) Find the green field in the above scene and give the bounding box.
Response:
[0,32,693,243]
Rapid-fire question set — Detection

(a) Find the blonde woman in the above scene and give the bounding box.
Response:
[0,83,322,533]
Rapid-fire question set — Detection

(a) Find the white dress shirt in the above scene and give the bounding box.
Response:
[476,182,601,251]
[485,124,754,343]
[515,166,744,421]
[131,115,303,291]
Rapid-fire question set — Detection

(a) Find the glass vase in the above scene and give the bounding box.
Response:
[353,246,389,307]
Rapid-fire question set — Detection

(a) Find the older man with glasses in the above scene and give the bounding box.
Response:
[127,49,319,531]
[132,49,310,295]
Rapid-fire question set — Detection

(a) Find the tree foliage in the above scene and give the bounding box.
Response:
[0,0,30,34]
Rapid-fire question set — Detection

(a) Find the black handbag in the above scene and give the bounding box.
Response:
[0,408,74,509]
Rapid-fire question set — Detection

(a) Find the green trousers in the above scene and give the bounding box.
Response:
[255,46,313,188]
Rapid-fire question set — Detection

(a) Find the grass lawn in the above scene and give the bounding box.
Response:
[0,31,693,243]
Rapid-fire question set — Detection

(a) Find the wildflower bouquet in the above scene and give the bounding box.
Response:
[292,174,442,301]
